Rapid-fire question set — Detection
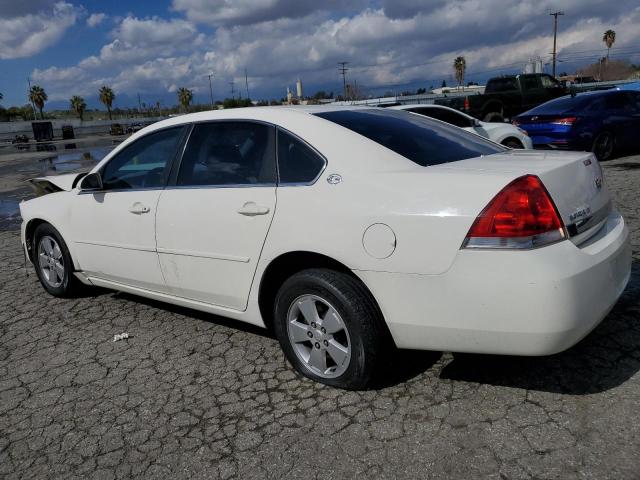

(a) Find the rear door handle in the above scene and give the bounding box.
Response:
[237,202,270,216]
[129,202,150,214]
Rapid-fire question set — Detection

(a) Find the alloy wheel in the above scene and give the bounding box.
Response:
[38,235,65,288]
[286,294,351,378]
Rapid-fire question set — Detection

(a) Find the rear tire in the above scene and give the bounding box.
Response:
[32,223,84,297]
[273,268,389,390]
[592,131,614,161]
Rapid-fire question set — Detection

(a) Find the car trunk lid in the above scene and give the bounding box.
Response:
[438,150,610,245]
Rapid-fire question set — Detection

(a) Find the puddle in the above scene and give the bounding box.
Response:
[0,146,114,230]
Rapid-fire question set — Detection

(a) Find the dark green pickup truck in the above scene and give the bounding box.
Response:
[435,73,568,122]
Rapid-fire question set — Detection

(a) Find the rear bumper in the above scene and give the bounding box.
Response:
[356,209,631,355]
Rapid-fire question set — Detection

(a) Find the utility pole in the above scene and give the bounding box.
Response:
[244,69,250,100]
[137,93,142,112]
[338,62,349,100]
[207,73,214,109]
[229,80,235,99]
[550,11,564,78]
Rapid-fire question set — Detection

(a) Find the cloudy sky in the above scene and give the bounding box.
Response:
[0,0,639,108]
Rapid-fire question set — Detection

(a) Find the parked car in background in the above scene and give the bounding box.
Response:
[109,123,124,136]
[126,123,144,134]
[513,90,640,160]
[390,104,532,148]
[21,106,630,389]
[435,73,567,122]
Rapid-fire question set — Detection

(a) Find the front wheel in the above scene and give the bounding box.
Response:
[592,131,614,161]
[33,223,84,297]
[273,269,389,389]
[502,138,524,149]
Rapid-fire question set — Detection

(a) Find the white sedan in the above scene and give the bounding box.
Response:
[21,106,630,389]
[390,103,533,149]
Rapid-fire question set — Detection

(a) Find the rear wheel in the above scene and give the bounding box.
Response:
[273,268,388,389]
[592,131,614,161]
[33,223,84,297]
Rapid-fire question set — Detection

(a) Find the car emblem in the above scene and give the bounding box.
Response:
[583,158,592,166]
[595,177,603,189]
[327,174,342,185]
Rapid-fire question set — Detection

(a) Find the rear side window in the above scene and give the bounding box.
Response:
[315,109,504,167]
[521,76,540,90]
[487,78,518,92]
[177,122,276,186]
[277,129,326,184]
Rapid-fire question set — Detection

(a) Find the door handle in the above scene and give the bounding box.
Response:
[129,202,150,214]
[237,202,270,216]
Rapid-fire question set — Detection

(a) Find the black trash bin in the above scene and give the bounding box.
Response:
[32,122,54,142]
[61,125,75,140]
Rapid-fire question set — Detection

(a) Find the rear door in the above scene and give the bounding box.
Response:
[155,121,277,310]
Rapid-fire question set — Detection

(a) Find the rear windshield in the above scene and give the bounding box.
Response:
[314,109,505,167]
[527,95,594,114]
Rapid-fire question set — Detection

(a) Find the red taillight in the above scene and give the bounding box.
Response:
[463,97,470,111]
[463,175,566,249]
[550,116,577,126]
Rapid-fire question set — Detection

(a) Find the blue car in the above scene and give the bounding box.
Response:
[513,89,640,160]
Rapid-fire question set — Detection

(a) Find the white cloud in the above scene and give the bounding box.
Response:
[0,1,79,59]
[171,0,363,26]
[86,12,106,27]
[29,1,640,103]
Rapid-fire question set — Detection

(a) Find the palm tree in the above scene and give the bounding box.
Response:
[99,85,115,120]
[603,30,616,62]
[70,95,87,121]
[29,85,47,120]
[454,56,466,89]
[177,87,193,112]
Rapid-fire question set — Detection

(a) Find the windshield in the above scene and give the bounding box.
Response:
[314,109,505,167]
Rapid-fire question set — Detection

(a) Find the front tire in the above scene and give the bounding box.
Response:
[33,223,84,297]
[502,138,524,149]
[273,268,388,390]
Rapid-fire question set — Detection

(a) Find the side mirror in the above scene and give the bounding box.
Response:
[80,172,103,191]
[472,119,482,127]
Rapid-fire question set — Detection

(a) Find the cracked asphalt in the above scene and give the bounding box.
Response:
[1,155,639,479]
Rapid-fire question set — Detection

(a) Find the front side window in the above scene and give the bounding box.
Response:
[101,126,184,190]
[277,129,326,184]
[315,109,504,167]
[540,75,559,88]
[177,122,276,186]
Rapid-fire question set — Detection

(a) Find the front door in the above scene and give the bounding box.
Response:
[155,121,277,310]
[70,126,185,291]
